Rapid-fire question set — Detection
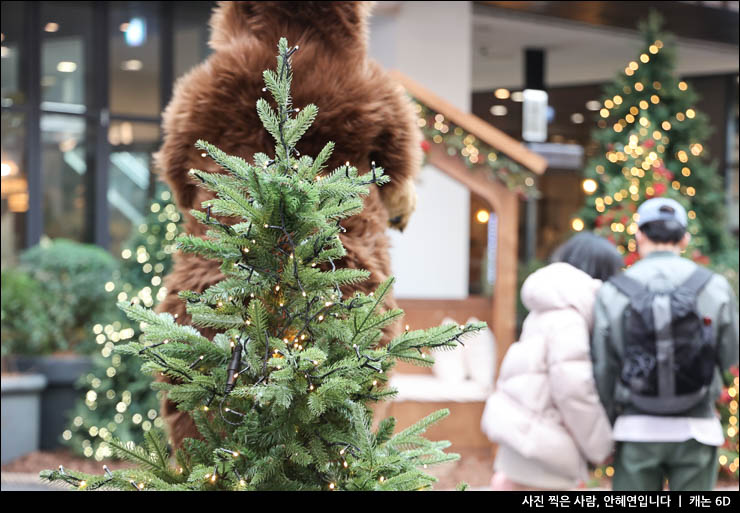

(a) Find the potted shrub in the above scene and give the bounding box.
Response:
[4,239,118,450]
[1,269,49,463]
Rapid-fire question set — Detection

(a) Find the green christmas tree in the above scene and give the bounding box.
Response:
[42,38,484,491]
[63,188,180,460]
[717,366,739,480]
[578,14,739,485]
[575,13,731,267]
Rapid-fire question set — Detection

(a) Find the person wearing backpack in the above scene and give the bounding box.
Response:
[591,198,739,491]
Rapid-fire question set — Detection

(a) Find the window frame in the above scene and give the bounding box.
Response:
[1,1,177,253]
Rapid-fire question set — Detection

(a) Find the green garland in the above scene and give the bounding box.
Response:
[412,99,540,199]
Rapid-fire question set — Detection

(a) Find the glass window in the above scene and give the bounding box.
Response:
[1,111,27,266]
[108,120,160,255]
[40,1,92,113]
[109,1,160,117]
[1,2,24,107]
[41,113,88,241]
[173,2,215,80]
[469,193,495,297]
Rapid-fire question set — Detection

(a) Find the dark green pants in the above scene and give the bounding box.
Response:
[613,440,718,491]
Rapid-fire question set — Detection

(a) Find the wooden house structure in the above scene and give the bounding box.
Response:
[385,71,548,449]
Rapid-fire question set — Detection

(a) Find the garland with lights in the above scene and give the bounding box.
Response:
[413,100,540,199]
[575,13,738,483]
[63,188,180,460]
[573,12,731,267]
[41,38,485,491]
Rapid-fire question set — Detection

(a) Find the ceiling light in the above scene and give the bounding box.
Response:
[1,161,14,177]
[585,100,601,111]
[124,18,146,47]
[57,61,77,72]
[494,88,510,100]
[120,122,134,145]
[44,22,59,32]
[121,59,143,71]
[490,105,507,116]
[511,91,524,102]
[570,113,584,124]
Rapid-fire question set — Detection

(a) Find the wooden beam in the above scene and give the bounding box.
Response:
[490,179,519,374]
[389,70,548,175]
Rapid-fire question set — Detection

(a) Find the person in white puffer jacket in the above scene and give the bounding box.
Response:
[481,233,623,490]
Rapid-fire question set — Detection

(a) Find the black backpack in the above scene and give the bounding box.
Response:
[609,266,716,415]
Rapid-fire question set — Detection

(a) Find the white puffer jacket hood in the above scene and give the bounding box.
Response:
[481,263,613,482]
[521,262,601,328]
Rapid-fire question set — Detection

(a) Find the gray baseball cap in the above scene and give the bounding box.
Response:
[637,198,688,228]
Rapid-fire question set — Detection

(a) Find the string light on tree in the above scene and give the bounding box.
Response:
[63,187,179,460]
[575,15,737,484]
[574,12,731,270]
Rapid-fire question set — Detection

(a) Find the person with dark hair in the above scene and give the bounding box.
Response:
[481,233,621,490]
[591,198,739,491]
[550,232,626,282]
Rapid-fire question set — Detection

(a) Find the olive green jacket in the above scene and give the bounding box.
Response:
[591,251,739,423]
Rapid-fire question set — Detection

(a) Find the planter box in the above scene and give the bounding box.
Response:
[14,355,92,450]
[1,373,47,464]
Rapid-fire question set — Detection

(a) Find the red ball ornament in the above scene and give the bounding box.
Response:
[655,164,674,181]
[624,252,640,267]
[420,140,431,153]
[653,183,667,196]
[691,250,710,266]
[720,389,731,404]
[643,139,655,149]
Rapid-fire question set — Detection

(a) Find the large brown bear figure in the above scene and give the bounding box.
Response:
[154,1,422,448]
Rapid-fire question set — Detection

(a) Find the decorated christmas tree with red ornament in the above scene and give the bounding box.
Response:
[575,13,731,267]
[717,366,739,480]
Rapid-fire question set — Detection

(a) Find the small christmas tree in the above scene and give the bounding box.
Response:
[63,188,180,460]
[575,12,731,266]
[42,38,484,491]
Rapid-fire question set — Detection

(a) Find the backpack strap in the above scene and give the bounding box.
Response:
[679,266,714,296]
[608,273,646,301]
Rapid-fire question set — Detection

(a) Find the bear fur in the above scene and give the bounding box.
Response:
[154,1,422,449]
